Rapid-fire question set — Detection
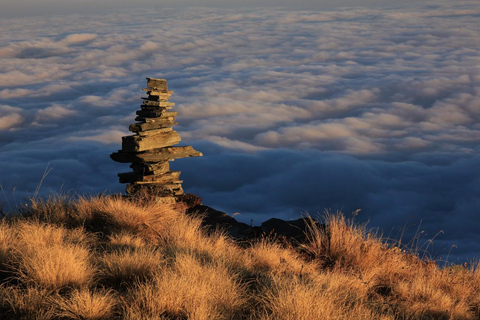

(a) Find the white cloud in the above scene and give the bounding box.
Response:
[68,129,125,144]
[396,137,431,150]
[0,4,478,154]
[34,104,77,122]
[0,105,24,130]
[62,33,98,44]
[202,136,269,152]
[1,2,480,260]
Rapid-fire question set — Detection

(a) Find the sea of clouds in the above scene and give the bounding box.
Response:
[0,2,479,262]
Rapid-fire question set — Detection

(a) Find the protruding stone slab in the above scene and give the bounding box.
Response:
[135,179,183,185]
[118,171,181,184]
[129,120,178,133]
[121,130,181,152]
[135,116,178,123]
[111,146,203,163]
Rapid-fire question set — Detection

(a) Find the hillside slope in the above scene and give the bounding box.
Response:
[0,195,479,319]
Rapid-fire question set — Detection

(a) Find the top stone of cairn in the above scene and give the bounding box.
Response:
[147,78,168,91]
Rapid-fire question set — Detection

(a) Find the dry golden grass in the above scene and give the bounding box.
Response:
[0,221,12,267]
[258,273,379,320]
[246,239,317,276]
[10,221,96,290]
[52,288,118,319]
[99,247,164,286]
[0,195,479,319]
[86,196,179,235]
[27,195,89,228]
[301,213,480,319]
[0,285,56,319]
[125,252,246,319]
[107,231,147,250]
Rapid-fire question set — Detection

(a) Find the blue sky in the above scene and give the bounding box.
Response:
[0,1,479,262]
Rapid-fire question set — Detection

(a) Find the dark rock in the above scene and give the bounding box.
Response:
[187,205,254,239]
[135,110,178,119]
[260,217,324,243]
[187,205,325,244]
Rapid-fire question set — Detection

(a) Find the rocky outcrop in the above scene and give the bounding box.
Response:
[187,204,325,243]
[111,78,202,203]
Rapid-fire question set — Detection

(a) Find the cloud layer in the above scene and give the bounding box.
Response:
[0,2,479,261]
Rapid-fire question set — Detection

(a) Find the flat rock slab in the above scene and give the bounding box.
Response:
[141,101,175,108]
[135,116,178,123]
[122,131,181,152]
[111,146,203,163]
[135,127,173,137]
[118,171,181,184]
[129,119,178,133]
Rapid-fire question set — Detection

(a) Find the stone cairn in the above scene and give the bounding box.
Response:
[110,78,202,203]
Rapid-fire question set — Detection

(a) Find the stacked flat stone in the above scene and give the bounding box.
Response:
[110,78,202,202]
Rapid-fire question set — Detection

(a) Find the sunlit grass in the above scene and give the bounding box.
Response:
[99,247,164,286]
[52,288,118,319]
[10,221,95,290]
[0,195,479,319]
[124,253,246,319]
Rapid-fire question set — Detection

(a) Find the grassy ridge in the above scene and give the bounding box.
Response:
[0,195,479,319]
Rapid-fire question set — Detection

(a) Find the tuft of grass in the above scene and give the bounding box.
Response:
[302,212,480,319]
[0,285,56,319]
[107,231,147,251]
[52,288,118,320]
[99,247,164,286]
[0,221,12,268]
[247,239,316,276]
[26,195,81,227]
[125,252,246,319]
[258,273,378,320]
[88,196,169,230]
[11,221,96,289]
